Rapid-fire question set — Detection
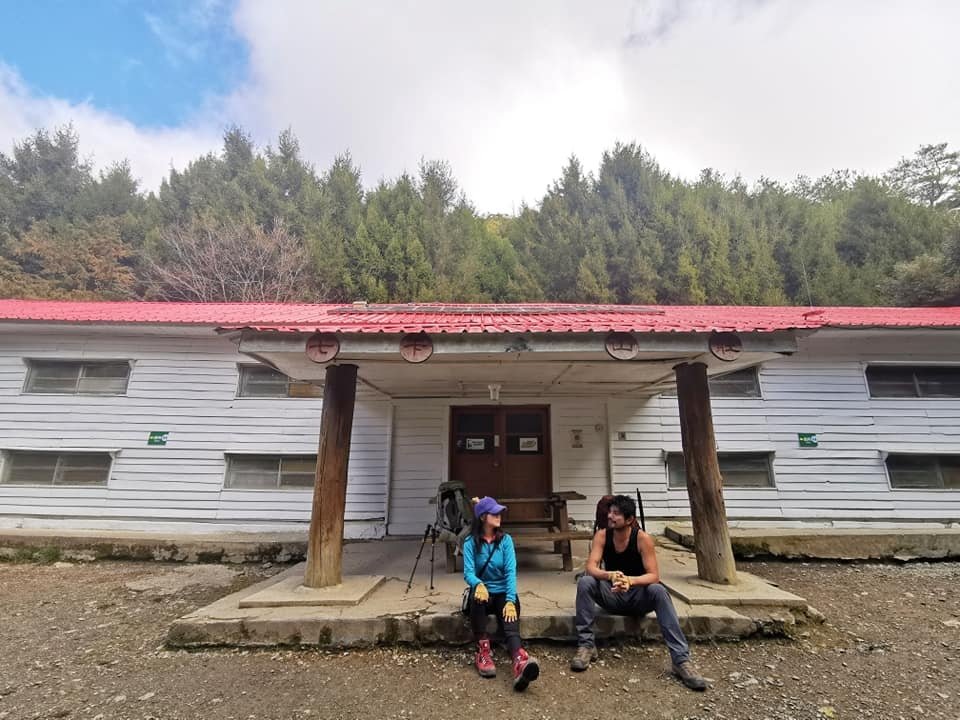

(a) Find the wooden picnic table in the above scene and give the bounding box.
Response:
[445,491,590,572]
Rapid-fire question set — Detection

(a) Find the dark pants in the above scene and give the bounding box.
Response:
[575,575,690,665]
[469,588,522,655]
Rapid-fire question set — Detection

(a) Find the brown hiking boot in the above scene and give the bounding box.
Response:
[569,645,597,672]
[672,661,708,691]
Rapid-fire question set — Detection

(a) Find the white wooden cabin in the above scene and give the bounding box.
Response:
[0,301,958,536]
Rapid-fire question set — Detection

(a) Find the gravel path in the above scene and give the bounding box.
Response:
[0,559,958,719]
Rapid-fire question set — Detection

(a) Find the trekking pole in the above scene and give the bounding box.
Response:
[428,526,438,590]
[636,488,646,532]
[405,525,432,594]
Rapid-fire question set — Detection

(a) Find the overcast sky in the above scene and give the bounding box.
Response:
[1,0,958,213]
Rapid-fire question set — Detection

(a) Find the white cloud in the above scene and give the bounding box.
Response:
[3,1,960,211]
[225,0,960,210]
[0,64,218,191]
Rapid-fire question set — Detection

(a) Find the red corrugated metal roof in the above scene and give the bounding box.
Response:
[0,299,958,333]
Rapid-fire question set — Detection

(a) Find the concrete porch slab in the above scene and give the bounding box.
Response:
[238,573,384,608]
[662,571,807,608]
[664,523,960,561]
[168,538,820,649]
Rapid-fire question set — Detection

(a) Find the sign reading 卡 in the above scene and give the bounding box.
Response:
[400,332,434,363]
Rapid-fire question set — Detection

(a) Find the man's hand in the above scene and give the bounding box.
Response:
[608,571,630,593]
[503,601,518,622]
[473,582,489,603]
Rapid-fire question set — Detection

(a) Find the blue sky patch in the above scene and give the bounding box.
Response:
[0,0,246,127]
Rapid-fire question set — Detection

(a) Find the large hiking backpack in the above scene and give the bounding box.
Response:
[435,480,473,545]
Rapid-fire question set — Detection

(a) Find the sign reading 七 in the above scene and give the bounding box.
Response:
[148,431,170,446]
[798,433,818,448]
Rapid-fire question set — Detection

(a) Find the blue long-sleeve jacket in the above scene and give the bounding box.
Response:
[463,533,517,603]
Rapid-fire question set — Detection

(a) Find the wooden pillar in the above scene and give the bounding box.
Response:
[674,361,738,585]
[304,364,358,588]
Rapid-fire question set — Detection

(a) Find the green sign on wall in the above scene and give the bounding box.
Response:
[798,433,818,448]
[148,431,170,446]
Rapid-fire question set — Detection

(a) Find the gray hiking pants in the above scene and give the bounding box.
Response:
[574,575,690,665]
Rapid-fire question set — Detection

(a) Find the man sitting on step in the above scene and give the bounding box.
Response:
[570,494,708,691]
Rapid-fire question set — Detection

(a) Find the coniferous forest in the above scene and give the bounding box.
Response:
[1,125,958,306]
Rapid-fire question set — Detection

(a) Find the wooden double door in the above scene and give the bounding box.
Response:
[449,405,551,520]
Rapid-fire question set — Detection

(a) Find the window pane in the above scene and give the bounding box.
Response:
[866,366,918,398]
[455,413,494,434]
[3,452,58,484]
[239,367,289,397]
[288,381,323,398]
[56,454,111,485]
[667,455,686,488]
[26,362,80,393]
[941,457,960,489]
[708,369,761,398]
[506,412,543,434]
[886,455,942,489]
[279,457,317,488]
[720,455,773,487]
[916,368,960,398]
[77,363,130,394]
[668,453,774,488]
[227,456,280,488]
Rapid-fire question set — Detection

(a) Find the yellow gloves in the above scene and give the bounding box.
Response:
[503,601,518,622]
[474,582,489,603]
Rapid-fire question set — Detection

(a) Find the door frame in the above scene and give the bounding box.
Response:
[447,403,554,498]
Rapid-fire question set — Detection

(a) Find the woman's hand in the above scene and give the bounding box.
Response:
[502,601,518,622]
[474,582,489,603]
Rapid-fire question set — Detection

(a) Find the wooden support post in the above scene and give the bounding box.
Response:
[674,361,738,585]
[304,364,358,588]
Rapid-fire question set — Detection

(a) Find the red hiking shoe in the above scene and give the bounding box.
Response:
[511,647,540,691]
[475,639,496,678]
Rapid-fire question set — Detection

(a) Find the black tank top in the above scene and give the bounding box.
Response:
[603,526,646,576]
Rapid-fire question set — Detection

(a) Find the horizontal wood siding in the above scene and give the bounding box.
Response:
[0,328,389,534]
[387,400,445,536]
[609,330,960,522]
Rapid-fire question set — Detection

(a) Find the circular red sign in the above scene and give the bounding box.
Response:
[400,333,433,363]
[709,332,743,362]
[604,332,639,361]
[305,333,340,363]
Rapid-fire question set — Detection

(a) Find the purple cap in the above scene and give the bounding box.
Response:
[473,496,507,518]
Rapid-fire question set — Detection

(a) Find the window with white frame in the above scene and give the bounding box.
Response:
[866,365,960,398]
[667,452,775,488]
[237,366,322,398]
[25,360,131,395]
[0,451,112,486]
[225,455,317,489]
[885,454,960,489]
[664,367,761,398]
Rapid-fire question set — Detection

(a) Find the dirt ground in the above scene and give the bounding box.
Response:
[0,559,958,720]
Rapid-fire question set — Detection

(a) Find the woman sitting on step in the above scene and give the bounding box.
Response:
[463,496,540,691]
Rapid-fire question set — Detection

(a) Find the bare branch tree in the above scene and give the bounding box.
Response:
[144,218,325,302]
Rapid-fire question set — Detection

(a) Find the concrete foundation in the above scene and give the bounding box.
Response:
[168,537,821,649]
[664,524,960,561]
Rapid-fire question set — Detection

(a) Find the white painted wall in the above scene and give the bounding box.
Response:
[2,324,959,535]
[0,325,390,536]
[609,329,960,524]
